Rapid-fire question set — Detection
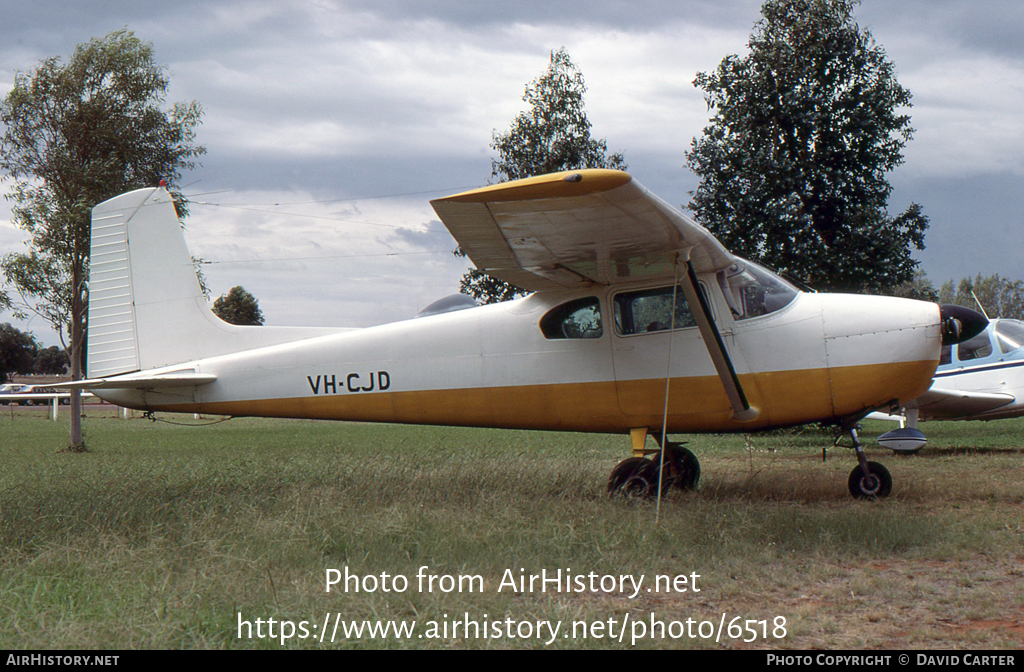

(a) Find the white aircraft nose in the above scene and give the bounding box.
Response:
[820,294,941,417]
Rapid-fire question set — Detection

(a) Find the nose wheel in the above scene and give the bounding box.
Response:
[848,461,892,498]
[845,428,892,499]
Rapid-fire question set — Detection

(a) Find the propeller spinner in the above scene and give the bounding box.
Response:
[939,304,988,345]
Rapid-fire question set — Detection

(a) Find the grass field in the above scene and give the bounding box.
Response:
[1,408,1022,649]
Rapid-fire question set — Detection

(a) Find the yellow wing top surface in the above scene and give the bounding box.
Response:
[430,169,735,292]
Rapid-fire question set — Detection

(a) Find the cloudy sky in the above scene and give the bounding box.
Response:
[2,0,1023,345]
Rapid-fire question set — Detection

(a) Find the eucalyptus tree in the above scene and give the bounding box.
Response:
[459,48,626,304]
[1,30,204,448]
[213,286,266,326]
[687,0,928,293]
[939,274,1024,320]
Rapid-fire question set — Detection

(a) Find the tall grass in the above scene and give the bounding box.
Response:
[1,414,1022,648]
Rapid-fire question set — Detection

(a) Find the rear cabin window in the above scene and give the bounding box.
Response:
[613,285,697,335]
[540,297,603,339]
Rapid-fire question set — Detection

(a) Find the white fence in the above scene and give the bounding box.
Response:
[0,393,98,421]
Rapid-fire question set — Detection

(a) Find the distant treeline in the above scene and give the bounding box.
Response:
[0,323,69,383]
[890,272,1024,320]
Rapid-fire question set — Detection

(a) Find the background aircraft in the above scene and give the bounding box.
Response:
[60,169,984,499]
[874,317,1024,452]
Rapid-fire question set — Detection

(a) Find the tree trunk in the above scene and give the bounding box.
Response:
[69,260,84,451]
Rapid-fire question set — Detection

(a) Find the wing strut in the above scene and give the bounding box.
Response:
[679,258,759,422]
[656,263,682,522]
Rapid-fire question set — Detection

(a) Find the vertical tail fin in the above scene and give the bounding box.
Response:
[87,187,342,378]
[88,188,191,377]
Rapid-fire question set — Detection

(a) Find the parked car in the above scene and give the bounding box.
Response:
[17,385,40,405]
[0,383,29,405]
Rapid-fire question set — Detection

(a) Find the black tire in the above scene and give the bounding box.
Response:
[664,445,701,491]
[848,461,892,499]
[608,457,653,495]
[622,468,657,498]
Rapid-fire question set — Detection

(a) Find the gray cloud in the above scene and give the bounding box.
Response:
[340,0,763,31]
[4,0,1024,345]
[859,0,1024,62]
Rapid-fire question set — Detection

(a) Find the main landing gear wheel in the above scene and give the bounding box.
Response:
[608,442,700,498]
[848,461,892,499]
[608,457,655,497]
[662,443,700,492]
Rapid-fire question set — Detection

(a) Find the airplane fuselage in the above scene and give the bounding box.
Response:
[923,319,1024,420]
[97,280,941,434]
[930,365,1024,420]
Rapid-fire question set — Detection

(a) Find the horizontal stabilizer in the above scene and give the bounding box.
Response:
[43,372,216,390]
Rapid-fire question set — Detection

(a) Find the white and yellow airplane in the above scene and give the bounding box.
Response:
[65,169,985,499]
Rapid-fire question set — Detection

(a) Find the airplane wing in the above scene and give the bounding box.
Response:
[432,169,757,421]
[430,169,736,291]
[913,387,1015,419]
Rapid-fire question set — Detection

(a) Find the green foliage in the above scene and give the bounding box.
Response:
[887,269,938,302]
[455,266,526,305]
[212,286,265,326]
[0,251,69,345]
[1,29,205,342]
[0,323,38,383]
[938,274,1024,320]
[489,48,626,183]
[33,345,70,375]
[459,48,626,304]
[686,0,928,293]
[0,29,205,447]
[0,324,68,382]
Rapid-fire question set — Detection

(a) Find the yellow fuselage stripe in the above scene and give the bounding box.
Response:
[150,360,936,434]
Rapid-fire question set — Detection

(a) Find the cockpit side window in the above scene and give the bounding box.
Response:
[957,331,993,361]
[995,320,1024,354]
[613,285,697,336]
[540,297,603,339]
[717,261,799,320]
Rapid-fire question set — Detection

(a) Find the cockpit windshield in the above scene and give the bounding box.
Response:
[717,261,799,320]
[995,319,1024,354]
